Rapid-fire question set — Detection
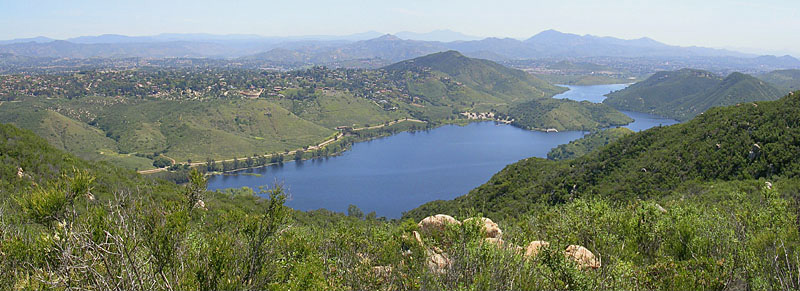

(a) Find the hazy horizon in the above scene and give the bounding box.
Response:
[1,0,799,56]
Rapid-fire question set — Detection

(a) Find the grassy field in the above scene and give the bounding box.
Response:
[0,97,337,168]
[0,100,155,169]
[271,90,407,128]
[88,99,335,162]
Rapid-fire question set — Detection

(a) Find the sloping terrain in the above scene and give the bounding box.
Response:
[408,91,800,219]
[604,69,783,120]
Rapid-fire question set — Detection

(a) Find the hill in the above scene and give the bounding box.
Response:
[4,94,800,289]
[0,52,640,169]
[385,50,564,101]
[384,51,637,131]
[0,97,335,169]
[547,127,634,160]
[604,69,783,120]
[759,69,800,92]
[407,91,800,219]
[0,102,153,169]
[506,99,633,131]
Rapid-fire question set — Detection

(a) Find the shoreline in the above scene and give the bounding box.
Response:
[203,119,601,180]
[138,118,428,175]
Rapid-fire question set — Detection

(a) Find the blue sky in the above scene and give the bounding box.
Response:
[1,0,799,55]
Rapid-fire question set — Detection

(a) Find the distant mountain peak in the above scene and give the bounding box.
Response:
[538,29,567,35]
[395,29,482,42]
[525,29,582,43]
[373,34,401,41]
[438,50,465,57]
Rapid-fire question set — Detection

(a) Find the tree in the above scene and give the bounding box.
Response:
[347,204,364,219]
[153,156,173,168]
[185,168,206,213]
[246,156,254,168]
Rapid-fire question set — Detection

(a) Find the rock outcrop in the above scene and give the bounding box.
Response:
[418,214,460,235]
[524,240,550,258]
[463,217,502,238]
[414,215,601,273]
[564,245,601,269]
[426,248,451,274]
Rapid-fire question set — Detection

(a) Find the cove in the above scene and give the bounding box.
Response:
[553,84,680,132]
[207,84,679,218]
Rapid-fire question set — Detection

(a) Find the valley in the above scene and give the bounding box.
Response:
[3,8,800,287]
[206,84,677,217]
[0,51,636,172]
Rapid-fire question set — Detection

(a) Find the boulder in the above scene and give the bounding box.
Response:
[418,214,460,235]
[463,217,502,238]
[564,245,601,269]
[425,248,451,274]
[524,241,550,258]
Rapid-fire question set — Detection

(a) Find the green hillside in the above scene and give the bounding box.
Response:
[0,101,154,169]
[4,92,800,289]
[0,97,335,169]
[1,53,642,171]
[604,69,783,120]
[759,69,800,92]
[507,98,633,131]
[407,91,800,219]
[273,90,408,128]
[385,50,566,103]
[547,127,634,160]
[89,99,334,162]
[671,72,784,119]
[384,51,637,131]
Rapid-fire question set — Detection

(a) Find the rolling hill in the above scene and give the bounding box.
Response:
[3,93,800,290]
[384,51,633,130]
[758,69,800,92]
[546,127,634,160]
[0,97,335,169]
[506,98,633,131]
[604,69,783,120]
[0,51,639,170]
[406,91,800,220]
[385,50,564,101]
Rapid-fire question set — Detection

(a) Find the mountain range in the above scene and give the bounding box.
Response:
[3,30,798,68]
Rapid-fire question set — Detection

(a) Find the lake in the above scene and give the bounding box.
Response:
[207,84,678,218]
[553,84,679,132]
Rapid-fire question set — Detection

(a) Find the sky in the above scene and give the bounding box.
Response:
[1,0,799,55]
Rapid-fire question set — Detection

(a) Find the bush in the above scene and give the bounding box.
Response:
[153,156,173,168]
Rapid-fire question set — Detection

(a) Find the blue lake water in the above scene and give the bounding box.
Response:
[553,84,630,103]
[207,84,678,218]
[553,84,679,131]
